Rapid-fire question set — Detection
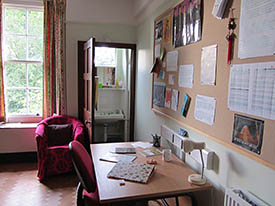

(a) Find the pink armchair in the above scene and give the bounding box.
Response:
[35,115,85,181]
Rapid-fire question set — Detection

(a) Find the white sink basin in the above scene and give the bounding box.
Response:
[95,109,124,122]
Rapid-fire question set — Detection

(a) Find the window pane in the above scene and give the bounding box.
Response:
[28,64,42,87]
[95,47,116,67]
[29,89,42,114]
[5,8,26,34]
[5,35,26,60]
[5,62,26,87]
[28,36,43,61]
[28,10,43,35]
[6,89,27,114]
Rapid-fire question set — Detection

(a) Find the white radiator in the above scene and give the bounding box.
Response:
[224,188,270,206]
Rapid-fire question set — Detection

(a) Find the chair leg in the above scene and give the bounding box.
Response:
[76,182,85,206]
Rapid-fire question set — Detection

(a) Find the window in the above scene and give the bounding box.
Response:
[95,47,116,67]
[3,5,43,122]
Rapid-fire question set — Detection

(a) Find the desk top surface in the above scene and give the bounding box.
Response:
[91,142,212,204]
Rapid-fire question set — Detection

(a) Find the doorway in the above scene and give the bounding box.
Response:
[78,40,136,144]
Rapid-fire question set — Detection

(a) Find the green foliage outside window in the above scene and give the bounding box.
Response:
[4,7,43,116]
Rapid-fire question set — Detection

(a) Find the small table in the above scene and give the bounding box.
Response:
[91,142,212,205]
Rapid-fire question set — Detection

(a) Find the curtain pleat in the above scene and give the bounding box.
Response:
[0,0,5,123]
[43,0,66,118]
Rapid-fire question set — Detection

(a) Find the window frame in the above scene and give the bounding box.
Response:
[3,3,43,123]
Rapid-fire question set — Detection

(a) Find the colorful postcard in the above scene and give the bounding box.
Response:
[232,114,264,154]
[165,88,172,108]
[163,15,172,43]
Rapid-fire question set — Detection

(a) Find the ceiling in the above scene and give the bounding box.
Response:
[66,0,169,25]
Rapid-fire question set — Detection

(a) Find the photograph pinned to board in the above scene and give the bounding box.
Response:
[163,14,172,43]
[194,95,216,125]
[178,64,194,88]
[171,89,179,112]
[181,93,191,117]
[155,20,163,42]
[168,74,176,85]
[173,0,202,48]
[165,88,172,108]
[153,82,166,107]
[200,44,217,85]
[232,114,264,155]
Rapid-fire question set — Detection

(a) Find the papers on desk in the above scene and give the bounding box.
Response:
[107,162,155,183]
[131,142,153,149]
[139,148,162,157]
[115,147,136,154]
[99,153,136,163]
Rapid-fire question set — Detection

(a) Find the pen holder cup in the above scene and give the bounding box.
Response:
[152,134,161,147]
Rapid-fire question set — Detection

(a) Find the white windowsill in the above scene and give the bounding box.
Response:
[0,123,38,129]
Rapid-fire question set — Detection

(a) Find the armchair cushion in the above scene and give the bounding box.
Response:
[48,124,73,147]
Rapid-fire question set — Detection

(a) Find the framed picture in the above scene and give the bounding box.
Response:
[232,114,264,154]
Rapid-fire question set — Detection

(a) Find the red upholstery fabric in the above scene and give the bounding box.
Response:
[69,141,100,206]
[35,115,85,181]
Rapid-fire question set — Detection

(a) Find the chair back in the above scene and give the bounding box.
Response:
[69,141,97,193]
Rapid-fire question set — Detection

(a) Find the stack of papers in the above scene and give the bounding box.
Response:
[139,148,162,157]
[131,141,153,149]
[99,153,136,163]
[115,147,136,154]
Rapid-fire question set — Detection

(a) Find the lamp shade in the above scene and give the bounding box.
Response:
[182,139,205,153]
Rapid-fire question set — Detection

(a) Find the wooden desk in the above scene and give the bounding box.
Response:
[91,142,212,205]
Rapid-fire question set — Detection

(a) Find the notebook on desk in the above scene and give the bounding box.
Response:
[107,162,155,183]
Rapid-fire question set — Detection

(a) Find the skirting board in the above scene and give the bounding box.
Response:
[161,125,215,170]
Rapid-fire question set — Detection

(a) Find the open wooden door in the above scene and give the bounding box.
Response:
[83,38,96,143]
[78,41,136,143]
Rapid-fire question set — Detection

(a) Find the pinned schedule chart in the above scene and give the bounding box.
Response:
[228,62,275,120]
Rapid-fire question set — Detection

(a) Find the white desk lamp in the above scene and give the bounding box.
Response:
[182,139,206,185]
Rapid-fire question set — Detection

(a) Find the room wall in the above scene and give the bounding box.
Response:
[135,0,275,205]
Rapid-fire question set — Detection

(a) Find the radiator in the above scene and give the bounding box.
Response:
[224,188,270,206]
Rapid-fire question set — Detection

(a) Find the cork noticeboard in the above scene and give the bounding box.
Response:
[152,0,275,170]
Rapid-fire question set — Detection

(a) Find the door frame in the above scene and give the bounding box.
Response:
[78,41,137,142]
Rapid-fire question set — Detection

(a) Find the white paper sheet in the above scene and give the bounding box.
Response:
[178,64,194,88]
[228,62,275,120]
[166,50,178,71]
[155,44,161,58]
[168,74,175,85]
[131,142,153,149]
[238,0,275,59]
[201,44,217,85]
[194,95,216,125]
[171,89,179,111]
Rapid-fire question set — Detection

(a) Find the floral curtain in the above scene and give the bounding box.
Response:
[0,0,5,123]
[43,0,67,118]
